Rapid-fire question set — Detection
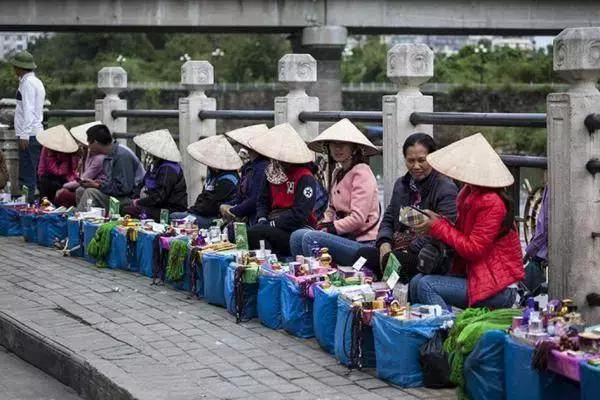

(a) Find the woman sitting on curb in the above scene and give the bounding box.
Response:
[411,133,525,310]
[290,119,381,266]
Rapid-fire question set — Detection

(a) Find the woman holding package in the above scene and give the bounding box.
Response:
[411,133,524,309]
[356,133,458,281]
[289,119,381,266]
[122,129,187,221]
[247,123,318,257]
[55,121,106,207]
[220,124,269,227]
[36,125,80,203]
[170,135,241,228]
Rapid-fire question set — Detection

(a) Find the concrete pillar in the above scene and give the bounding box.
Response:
[179,60,216,205]
[382,44,434,204]
[274,54,319,141]
[95,67,127,145]
[547,27,600,323]
[300,26,348,115]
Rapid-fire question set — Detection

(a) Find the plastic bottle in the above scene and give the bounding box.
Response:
[86,198,93,212]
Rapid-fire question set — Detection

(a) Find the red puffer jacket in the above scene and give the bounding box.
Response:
[429,185,524,306]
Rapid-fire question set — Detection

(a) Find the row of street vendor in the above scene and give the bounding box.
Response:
[11,118,527,311]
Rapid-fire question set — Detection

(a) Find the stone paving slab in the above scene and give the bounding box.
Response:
[0,237,457,400]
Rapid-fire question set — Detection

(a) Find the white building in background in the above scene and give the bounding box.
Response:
[467,36,535,51]
[0,32,46,60]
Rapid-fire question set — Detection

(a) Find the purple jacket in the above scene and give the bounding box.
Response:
[525,186,548,261]
[230,157,268,226]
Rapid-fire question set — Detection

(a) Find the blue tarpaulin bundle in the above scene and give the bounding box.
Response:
[504,335,581,400]
[313,285,339,354]
[36,213,67,247]
[257,273,283,329]
[21,213,38,243]
[136,230,155,277]
[82,221,99,264]
[202,252,233,307]
[67,219,83,257]
[580,362,600,400]
[0,206,23,236]
[334,297,376,368]
[464,330,506,400]
[107,228,128,269]
[372,311,451,388]
[225,262,258,322]
[281,275,314,338]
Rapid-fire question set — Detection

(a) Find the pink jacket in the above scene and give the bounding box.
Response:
[323,163,381,242]
[38,147,79,181]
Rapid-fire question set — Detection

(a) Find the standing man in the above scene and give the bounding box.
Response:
[11,51,46,204]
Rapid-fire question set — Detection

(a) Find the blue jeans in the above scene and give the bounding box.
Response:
[19,136,41,203]
[410,273,517,310]
[289,228,373,266]
[169,211,214,229]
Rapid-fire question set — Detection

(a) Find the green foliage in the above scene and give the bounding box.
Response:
[342,37,388,83]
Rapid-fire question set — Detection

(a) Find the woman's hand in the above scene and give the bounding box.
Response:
[412,210,440,235]
[379,242,392,267]
[220,204,235,221]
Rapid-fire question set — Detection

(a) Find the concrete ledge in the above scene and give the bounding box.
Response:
[0,311,134,400]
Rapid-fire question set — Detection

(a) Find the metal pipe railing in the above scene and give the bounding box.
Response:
[44,109,95,117]
[410,112,547,128]
[113,131,179,140]
[111,110,179,119]
[198,110,274,120]
[499,154,547,169]
[299,111,383,123]
[586,158,600,175]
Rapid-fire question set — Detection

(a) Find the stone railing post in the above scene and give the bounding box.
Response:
[547,27,600,323]
[179,60,216,205]
[95,67,127,145]
[274,54,319,141]
[382,44,434,204]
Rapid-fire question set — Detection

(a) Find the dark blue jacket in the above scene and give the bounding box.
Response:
[230,157,268,226]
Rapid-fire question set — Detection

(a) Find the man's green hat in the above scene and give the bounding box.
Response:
[10,51,37,70]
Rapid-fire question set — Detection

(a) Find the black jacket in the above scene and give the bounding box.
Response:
[136,161,188,213]
[189,171,239,217]
[376,171,458,251]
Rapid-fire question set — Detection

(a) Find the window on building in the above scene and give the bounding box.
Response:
[16,35,22,41]
[16,44,23,51]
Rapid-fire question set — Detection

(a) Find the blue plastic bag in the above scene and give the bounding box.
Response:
[580,362,600,400]
[136,230,155,277]
[464,330,506,400]
[280,276,314,338]
[334,298,376,368]
[107,228,128,269]
[202,252,233,307]
[225,262,258,322]
[257,274,282,329]
[313,285,339,354]
[0,206,23,236]
[21,213,38,243]
[83,221,100,264]
[67,218,83,257]
[504,335,580,400]
[36,213,67,247]
[372,311,452,388]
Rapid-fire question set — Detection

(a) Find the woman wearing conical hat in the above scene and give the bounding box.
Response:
[246,123,318,256]
[55,121,107,207]
[220,124,270,227]
[35,125,80,203]
[122,129,187,221]
[170,135,241,228]
[412,133,525,309]
[288,119,381,266]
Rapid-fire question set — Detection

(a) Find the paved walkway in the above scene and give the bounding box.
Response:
[0,237,456,400]
[0,346,83,400]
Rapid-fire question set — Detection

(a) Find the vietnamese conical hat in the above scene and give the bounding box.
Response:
[248,123,314,164]
[133,129,181,162]
[187,135,243,170]
[36,125,79,153]
[224,124,269,150]
[308,119,379,156]
[69,121,102,145]
[426,133,514,188]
